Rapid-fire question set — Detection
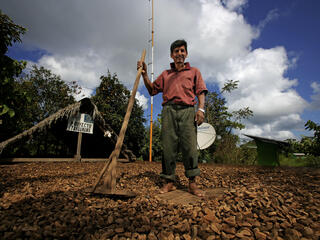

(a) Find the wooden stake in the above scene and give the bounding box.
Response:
[75,132,82,162]
[92,49,146,193]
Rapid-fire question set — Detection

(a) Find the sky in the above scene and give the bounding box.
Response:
[2,0,320,141]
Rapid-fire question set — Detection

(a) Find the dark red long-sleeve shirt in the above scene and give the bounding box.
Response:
[152,62,208,106]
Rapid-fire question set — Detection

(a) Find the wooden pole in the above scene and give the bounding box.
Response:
[75,132,82,162]
[92,49,146,193]
[149,0,154,162]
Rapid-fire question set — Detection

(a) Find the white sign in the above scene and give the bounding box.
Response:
[67,113,94,134]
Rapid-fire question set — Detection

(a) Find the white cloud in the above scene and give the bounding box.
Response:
[74,87,92,101]
[240,113,304,139]
[257,8,280,30]
[311,82,320,92]
[135,92,149,110]
[187,1,307,140]
[191,0,257,74]
[221,47,306,116]
[222,0,248,12]
[310,81,320,110]
[221,47,308,139]
[37,52,103,92]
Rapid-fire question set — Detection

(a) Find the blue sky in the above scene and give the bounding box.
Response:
[246,0,319,101]
[3,0,320,140]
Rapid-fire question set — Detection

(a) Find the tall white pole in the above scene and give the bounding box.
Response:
[149,0,154,162]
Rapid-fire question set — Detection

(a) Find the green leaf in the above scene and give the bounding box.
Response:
[8,108,15,118]
[0,104,9,116]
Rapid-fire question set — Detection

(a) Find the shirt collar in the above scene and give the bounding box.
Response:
[170,62,191,71]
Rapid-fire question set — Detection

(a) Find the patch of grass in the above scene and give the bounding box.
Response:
[279,154,320,167]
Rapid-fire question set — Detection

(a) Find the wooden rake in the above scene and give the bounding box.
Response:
[90,49,146,197]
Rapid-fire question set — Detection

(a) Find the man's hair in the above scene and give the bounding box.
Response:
[170,39,188,54]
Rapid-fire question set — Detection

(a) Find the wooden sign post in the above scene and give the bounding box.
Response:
[74,132,83,162]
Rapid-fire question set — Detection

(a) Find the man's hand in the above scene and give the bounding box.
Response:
[137,60,153,95]
[195,110,205,126]
[137,60,147,75]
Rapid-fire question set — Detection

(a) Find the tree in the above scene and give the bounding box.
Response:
[0,10,28,128]
[141,115,163,162]
[205,80,252,137]
[304,120,320,156]
[92,71,146,157]
[287,120,320,157]
[1,65,81,157]
[18,65,81,123]
[238,140,258,165]
[204,80,253,164]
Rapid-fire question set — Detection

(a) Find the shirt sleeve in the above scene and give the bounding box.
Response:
[194,68,208,96]
[151,71,165,96]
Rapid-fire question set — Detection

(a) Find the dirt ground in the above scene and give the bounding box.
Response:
[0,161,319,240]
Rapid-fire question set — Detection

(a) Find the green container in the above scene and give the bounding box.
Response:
[244,134,289,166]
[255,140,280,166]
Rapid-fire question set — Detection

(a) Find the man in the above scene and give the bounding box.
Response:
[138,39,207,197]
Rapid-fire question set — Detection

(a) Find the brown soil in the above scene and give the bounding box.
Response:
[0,161,319,240]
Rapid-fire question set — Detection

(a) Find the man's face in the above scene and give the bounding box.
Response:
[171,45,188,65]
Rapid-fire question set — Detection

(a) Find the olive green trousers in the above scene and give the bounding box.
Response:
[160,104,200,181]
